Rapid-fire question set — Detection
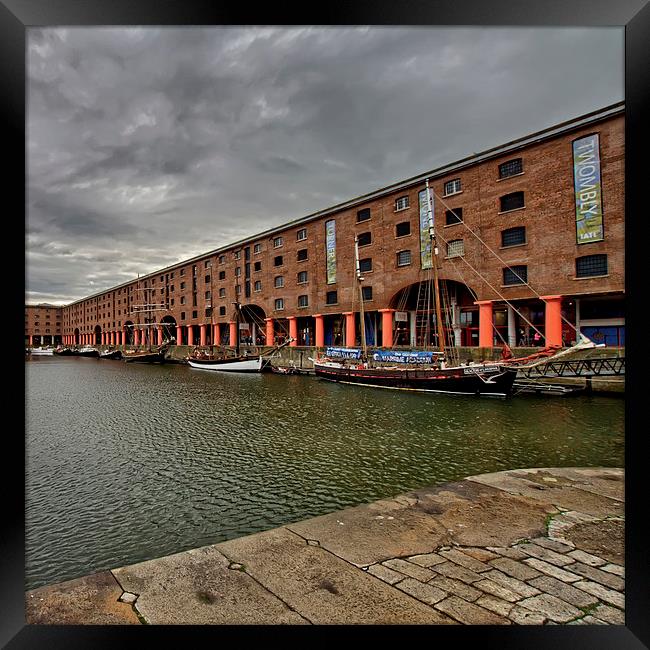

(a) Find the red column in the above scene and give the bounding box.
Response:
[543,295,563,346]
[314,314,325,348]
[379,309,394,348]
[101,333,105,345]
[229,322,237,347]
[176,325,183,345]
[213,324,220,347]
[344,311,356,347]
[200,324,207,346]
[288,316,298,346]
[29,335,33,346]
[188,326,195,346]
[476,300,494,348]
[157,326,163,346]
[265,318,274,345]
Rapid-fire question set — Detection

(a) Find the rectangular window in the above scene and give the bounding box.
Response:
[180,311,186,320]
[274,255,283,267]
[218,255,225,264]
[274,276,284,288]
[205,291,211,299]
[253,261,262,272]
[297,249,308,261]
[395,221,411,237]
[503,265,528,285]
[192,310,198,319]
[297,270,308,284]
[326,290,338,305]
[219,288,226,298]
[235,285,242,295]
[204,275,210,283]
[500,191,525,212]
[298,295,309,308]
[444,178,461,196]
[397,250,411,267]
[235,267,241,277]
[254,280,262,292]
[205,307,212,317]
[576,254,608,278]
[218,270,226,280]
[297,228,307,241]
[357,231,372,246]
[359,258,372,273]
[356,208,371,222]
[180,282,186,290]
[253,243,262,254]
[180,296,186,305]
[499,158,523,179]
[501,226,526,247]
[205,260,211,268]
[273,236,283,248]
[446,240,464,258]
[275,298,285,311]
[361,286,373,301]
[180,268,185,275]
[395,196,409,211]
[445,207,463,225]
[219,306,226,316]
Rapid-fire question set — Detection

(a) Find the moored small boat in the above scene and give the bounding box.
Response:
[29,347,55,356]
[99,348,123,360]
[77,346,100,357]
[187,355,269,373]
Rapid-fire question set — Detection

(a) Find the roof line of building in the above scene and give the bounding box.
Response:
[64,101,624,307]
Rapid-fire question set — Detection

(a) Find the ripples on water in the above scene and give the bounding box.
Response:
[25,356,624,589]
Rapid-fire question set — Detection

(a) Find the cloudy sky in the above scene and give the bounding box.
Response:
[27,26,623,305]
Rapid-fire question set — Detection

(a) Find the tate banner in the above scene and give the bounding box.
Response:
[372,350,438,364]
[325,219,337,284]
[573,134,604,244]
[418,189,433,269]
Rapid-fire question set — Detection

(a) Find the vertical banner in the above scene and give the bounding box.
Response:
[573,133,604,244]
[418,189,433,269]
[325,219,337,284]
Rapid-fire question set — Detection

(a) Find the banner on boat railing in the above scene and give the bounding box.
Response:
[418,189,433,269]
[326,347,361,359]
[395,311,408,322]
[325,219,337,284]
[372,350,438,364]
[572,133,604,244]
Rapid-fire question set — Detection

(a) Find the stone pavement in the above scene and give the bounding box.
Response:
[25,467,624,625]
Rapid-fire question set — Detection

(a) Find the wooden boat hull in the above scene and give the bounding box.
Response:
[29,348,54,356]
[124,352,167,363]
[187,356,268,372]
[99,350,123,360]
[313,363,517,397]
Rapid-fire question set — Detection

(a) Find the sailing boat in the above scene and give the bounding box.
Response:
[312,180,519,397]
[123,276,174,363]
[187,300,284,372]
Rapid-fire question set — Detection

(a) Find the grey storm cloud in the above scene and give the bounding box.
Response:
[26,26,623,305]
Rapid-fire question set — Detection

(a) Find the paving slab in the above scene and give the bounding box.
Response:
[112,544,306,624]
[468,468,624,517]
[216,526,456,624]
[25,571,140,625]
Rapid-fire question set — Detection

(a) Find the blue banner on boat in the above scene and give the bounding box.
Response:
[372,350,436,364]
[326,347,362,359]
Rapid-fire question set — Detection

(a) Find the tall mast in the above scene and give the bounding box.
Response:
[354,234,367,357]
[425,179,447,355]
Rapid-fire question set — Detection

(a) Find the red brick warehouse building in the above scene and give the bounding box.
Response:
[25,304,63,347]
[55,102,624,351]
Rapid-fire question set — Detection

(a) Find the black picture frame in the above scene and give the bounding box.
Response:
[7,1,648,647]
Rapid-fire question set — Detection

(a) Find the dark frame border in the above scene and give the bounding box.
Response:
[7,0,648,646]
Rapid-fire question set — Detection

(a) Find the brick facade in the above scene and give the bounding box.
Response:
[45,103,624,348]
